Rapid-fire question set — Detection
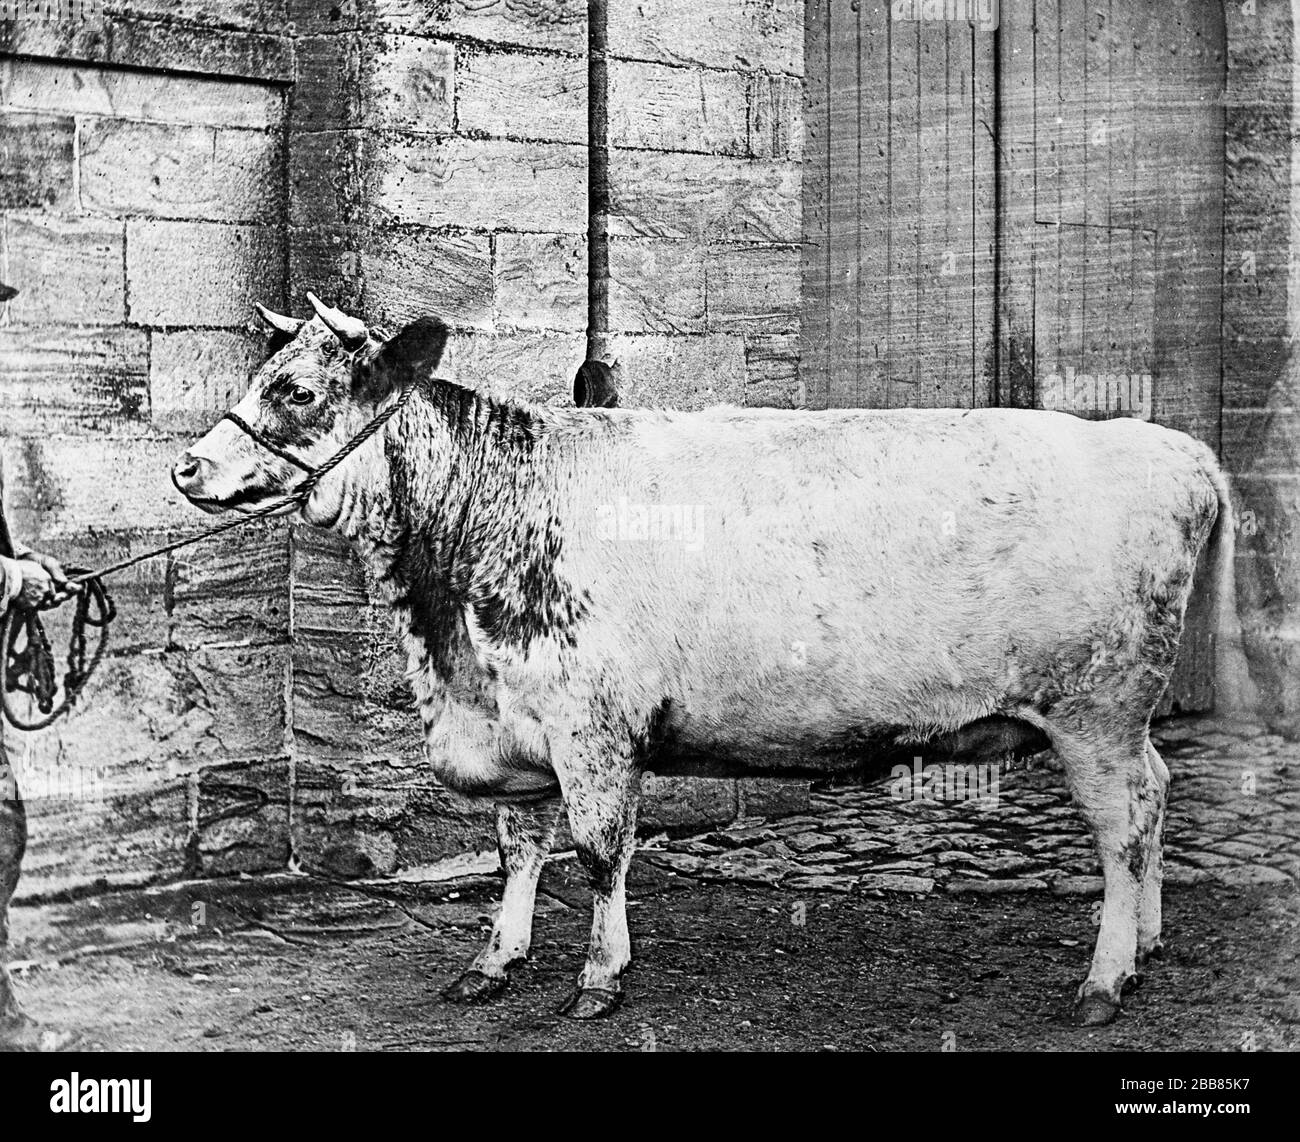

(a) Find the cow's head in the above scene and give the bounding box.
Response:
[171,294,448,523]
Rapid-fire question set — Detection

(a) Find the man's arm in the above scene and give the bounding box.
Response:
[0,557,24,610]
[0,445,67,608]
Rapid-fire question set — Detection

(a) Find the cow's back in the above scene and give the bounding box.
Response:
[529,407,1221,765]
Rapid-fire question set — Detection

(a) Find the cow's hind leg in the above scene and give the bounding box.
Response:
[1137,737,1170,966]
[442,799,560,1004]
[554,741,640,1020]
[1046,720,1163,1027]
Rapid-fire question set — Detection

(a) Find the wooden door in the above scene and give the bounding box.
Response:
[802,0,1228,710]
[802,0,997,410]
[998,0,1227,709]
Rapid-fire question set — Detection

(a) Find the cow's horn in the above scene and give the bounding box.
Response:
[255,304,304,336]
[307,291,369,350]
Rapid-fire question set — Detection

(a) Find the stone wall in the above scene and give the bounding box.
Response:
[0,4,294,895]
[287,0,804,403]
[0,0,809,891]
[16,0,1296,891]
[285,0,809,875]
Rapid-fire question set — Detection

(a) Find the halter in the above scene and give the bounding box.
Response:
[221,410,316,473]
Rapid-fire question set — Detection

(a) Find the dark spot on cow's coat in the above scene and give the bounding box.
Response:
[383,383,588,663]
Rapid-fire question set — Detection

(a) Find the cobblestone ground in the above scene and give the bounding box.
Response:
[4,714,1297,1051]
[642,715,1300,898]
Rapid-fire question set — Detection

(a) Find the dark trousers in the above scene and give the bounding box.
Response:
[0,730,28,1024]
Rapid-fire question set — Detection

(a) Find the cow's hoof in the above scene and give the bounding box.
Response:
[1122,971,1144,996]
[440,970,507,1005]
[0,1015,78,1052]
[1072,994,1121,1027]
[556,987,623,1020]
[1137,941,1165,966]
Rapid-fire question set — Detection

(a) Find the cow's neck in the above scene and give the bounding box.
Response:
[347,383,583,685]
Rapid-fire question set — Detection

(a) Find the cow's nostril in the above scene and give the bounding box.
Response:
[172,453,207,491]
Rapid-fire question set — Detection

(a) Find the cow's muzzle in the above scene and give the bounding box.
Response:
[171,453,238,512]
[171,452,215,497]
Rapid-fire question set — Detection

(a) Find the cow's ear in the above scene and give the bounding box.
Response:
[360,317,450,401]
[267,328,298,357]
[256,303,304,359]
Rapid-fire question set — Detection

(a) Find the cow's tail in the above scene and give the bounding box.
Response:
[1200,450,1243,709]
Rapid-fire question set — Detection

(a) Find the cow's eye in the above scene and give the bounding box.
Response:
[287,386,315,406]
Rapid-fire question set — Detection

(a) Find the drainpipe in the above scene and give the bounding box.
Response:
[574,0,619,408]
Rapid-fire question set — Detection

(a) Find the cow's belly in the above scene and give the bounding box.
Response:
[636,629,1051,778]
[651,712,1049,780]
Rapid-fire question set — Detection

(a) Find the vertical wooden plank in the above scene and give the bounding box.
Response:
[1104,217,1139,388]
[852,0,864,408]
[1108,0,1140,386]
[1160,0,1227,711]
[1055,1,1086,381]
[1081,3,1109,380]
[1151,0,1194,439]
[889,14,919,404]
[1131,228,1157,385]
[1030,0,1063,404]
[1055,0,1086,228]
[800,0,831,409]
[857,1,892,406]
[1149,0,1223,446]
[939,20,973,409]
[997,0,1039,409]
[825,0,860,407]
[916,16,949,406]
[1128,0,1160,246]
[1190,2,1227,449]
[971,22,996,406]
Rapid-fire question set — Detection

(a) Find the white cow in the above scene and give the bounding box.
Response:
[172,298,1235,1026]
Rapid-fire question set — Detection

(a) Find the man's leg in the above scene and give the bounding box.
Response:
[0,736,33,1036]
[0,738,77,1051]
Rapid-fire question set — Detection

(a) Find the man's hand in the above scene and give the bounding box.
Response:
[24,550,74,594]
[13,560,56,609]
[1,550,78,611]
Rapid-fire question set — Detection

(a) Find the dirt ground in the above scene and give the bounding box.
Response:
[6,855,1298,1052]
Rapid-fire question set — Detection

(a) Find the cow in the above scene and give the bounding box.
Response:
[171,296,1236,1027]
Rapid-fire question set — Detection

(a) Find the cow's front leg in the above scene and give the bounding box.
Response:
[442,799,560,1004]
[554,742,640,1020]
